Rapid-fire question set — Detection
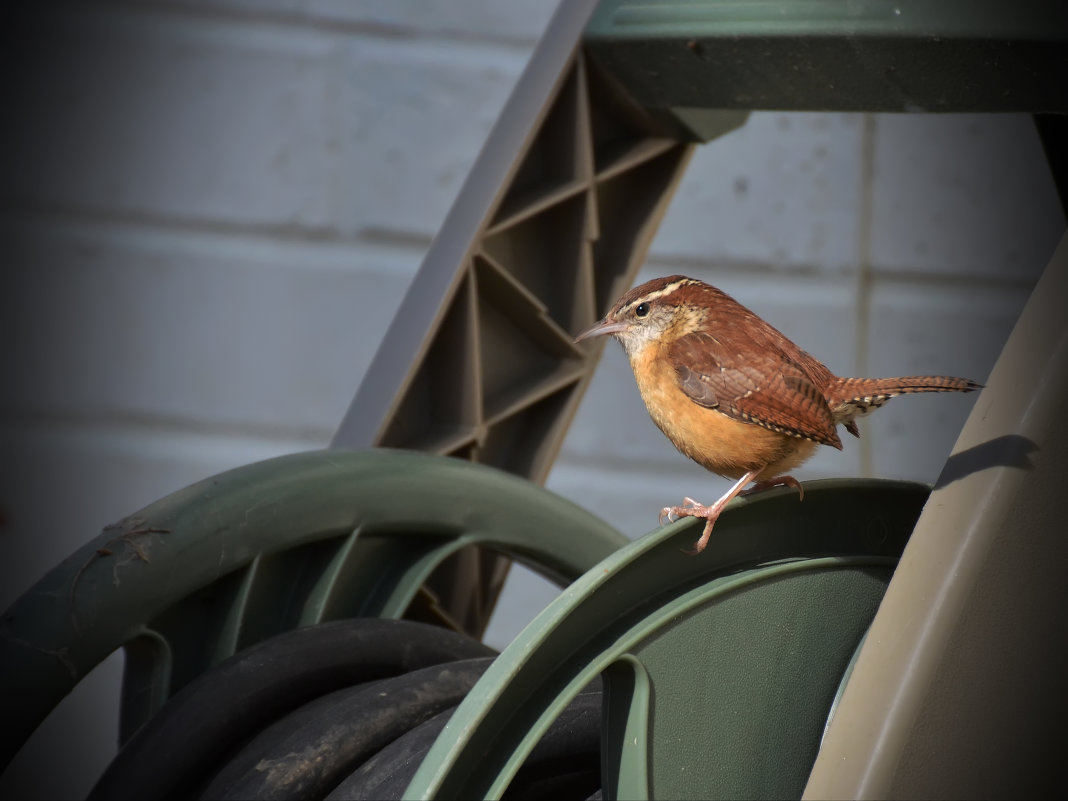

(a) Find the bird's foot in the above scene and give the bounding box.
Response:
[659,497,727,556]
[740,475,804,501]
[660,469,764,556]
[658,497,710,524]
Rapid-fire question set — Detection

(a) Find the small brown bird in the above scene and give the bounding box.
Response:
[576,275,981,554]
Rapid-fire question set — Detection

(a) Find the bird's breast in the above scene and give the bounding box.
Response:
[628,346,816,480]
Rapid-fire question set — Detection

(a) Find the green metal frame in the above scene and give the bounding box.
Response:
[584,0,1068,122]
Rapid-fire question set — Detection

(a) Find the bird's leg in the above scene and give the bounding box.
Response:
[659,469,761,555]
[740,475,804,501]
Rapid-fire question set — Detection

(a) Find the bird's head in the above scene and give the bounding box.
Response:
[575,275,710,357]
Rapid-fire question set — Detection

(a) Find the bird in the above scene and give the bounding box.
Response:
[575,275,982,555]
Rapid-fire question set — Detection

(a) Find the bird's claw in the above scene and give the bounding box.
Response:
[659,497,709,526]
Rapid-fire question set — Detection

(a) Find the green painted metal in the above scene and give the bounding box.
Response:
[584,0,1068,123]
[0,448,627,771]
[403,479,928,800]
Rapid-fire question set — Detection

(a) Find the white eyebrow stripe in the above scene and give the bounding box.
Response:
[621,278,701,312]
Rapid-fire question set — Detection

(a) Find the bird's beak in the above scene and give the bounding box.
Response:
[575,318,627,343]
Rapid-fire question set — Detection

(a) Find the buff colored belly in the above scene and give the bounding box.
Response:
[631,350,821,481]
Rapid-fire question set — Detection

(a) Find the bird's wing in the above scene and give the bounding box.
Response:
[669,331,842,448]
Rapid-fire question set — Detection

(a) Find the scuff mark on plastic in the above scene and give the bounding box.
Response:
[69,516,171,633]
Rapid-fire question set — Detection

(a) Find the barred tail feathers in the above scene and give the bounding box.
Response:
[828,375,982,432]
[831,374,981,403]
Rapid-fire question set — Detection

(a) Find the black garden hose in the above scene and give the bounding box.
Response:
[200,656,495,800]
[89,618,495,801]
[326,681,603,801]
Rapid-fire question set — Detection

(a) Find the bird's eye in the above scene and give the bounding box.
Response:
[635,302,650,318]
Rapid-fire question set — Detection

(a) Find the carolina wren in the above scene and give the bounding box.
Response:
[576,275,981,555]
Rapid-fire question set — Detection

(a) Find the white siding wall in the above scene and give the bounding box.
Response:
[1,2,1063,797]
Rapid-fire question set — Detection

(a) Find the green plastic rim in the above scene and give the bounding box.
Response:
[0,448,628,770]
[402,479,928,799]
